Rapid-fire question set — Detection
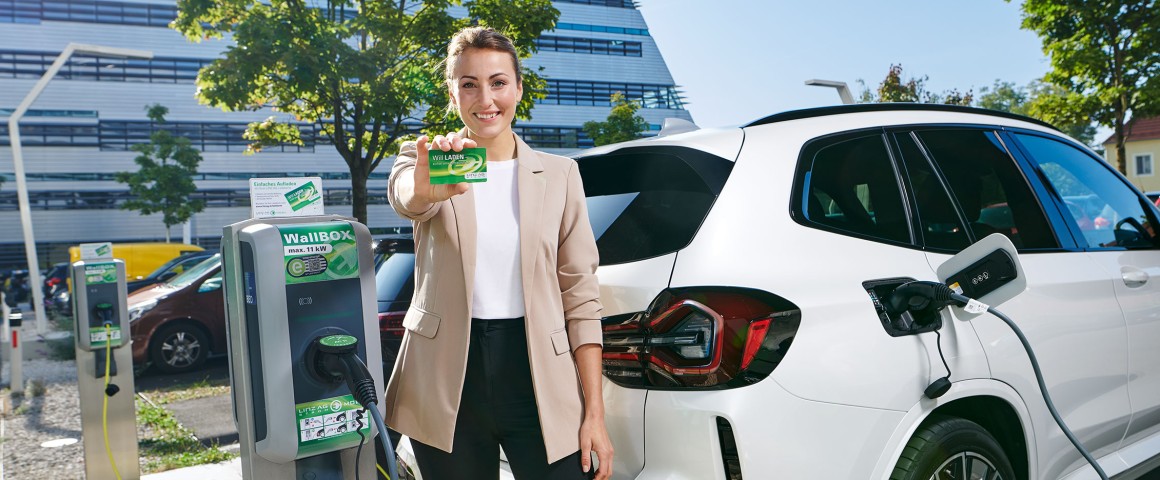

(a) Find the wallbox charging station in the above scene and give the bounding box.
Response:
[71,256,139,480]
[222,215,384,479]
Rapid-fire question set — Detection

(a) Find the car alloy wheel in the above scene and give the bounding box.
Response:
[149,323,209,374]
[929,451,1004,480]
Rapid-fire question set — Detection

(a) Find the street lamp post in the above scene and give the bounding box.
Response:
[805,79,855,105]
[5,43,153,334]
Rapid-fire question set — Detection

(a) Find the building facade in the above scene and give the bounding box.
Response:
[0,0,692,268]
[1103,117,1160,194]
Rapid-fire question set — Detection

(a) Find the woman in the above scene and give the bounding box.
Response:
[385,26,614,480]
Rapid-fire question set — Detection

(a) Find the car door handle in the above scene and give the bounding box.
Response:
[1122,267,1149,288]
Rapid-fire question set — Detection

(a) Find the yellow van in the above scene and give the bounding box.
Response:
[68,243,205,281]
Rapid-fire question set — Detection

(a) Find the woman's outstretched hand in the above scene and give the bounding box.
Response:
[409,133,475,207]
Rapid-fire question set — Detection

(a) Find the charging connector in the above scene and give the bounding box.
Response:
[311,334,399,480]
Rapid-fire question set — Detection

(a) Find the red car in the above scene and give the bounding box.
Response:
[127,254,226,374]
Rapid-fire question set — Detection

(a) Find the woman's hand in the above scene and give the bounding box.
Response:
[580,415,614,479]
[408,133,475,208]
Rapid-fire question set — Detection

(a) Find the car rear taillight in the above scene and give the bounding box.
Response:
[46,278,60,287]
[602,287,800,389]
[378,312,405,337]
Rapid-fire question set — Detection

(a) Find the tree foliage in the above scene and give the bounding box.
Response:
[115,105,205,242]
[857,64,973,106]
[582,92,648,147]
[1011,0,1160,174]
[977,79,1097,144]
[173,0,559,224]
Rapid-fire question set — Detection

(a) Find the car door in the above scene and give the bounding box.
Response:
[1009,131,1160,452]
[911,128,1130,478]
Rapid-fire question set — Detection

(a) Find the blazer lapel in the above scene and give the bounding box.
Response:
[516,135,546,308]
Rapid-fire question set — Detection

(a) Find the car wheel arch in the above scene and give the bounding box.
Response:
[872,379,1037,480]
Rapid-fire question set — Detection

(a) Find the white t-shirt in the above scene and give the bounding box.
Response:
[471,159,526,319]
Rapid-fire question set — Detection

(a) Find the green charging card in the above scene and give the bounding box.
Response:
[429,148,487,184]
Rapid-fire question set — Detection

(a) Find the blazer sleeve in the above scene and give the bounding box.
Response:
[558,160,604,351]
[388,141,441,222]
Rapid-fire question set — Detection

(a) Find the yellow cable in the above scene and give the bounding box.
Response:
[377,462,390,479]
[102,323,123,480]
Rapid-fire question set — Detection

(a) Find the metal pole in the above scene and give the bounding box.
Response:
[805,79,855,105]
[6,43,152,334]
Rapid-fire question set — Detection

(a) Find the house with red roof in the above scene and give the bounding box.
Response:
[1103,117,1160,192]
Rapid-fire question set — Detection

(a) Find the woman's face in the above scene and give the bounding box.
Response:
[449,48,523,141]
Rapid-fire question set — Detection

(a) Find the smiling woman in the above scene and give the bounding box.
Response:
[385,26,613,480]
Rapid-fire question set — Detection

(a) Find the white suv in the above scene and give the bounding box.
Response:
[398,105,1160,479]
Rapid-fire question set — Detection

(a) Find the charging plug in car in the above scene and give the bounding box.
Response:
[884,281,964,399]
[310,334,399,480]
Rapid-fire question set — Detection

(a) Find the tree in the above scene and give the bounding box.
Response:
[857,64,974,106]
[977,79,1097,145]
[582,92,648,147]
[1011,0,1160,174]
[115,105,206,242]
[173,0,559,224]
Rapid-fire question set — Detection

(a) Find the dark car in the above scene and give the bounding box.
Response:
[3,270,30,307]
[374,236,414,381]
[126,250,217,294]
[127,254,226,374]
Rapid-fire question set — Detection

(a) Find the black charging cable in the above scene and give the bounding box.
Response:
[889,281,1109,480]
[314,335,399,480]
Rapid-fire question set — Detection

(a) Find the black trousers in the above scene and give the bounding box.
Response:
[412,318,591,480]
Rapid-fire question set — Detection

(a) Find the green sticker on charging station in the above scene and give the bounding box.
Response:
[89,325,122,348]
[295,394,370,454]
[278,223,360,285]
[84,262,118,285]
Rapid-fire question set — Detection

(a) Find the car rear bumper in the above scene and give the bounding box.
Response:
[625,377,905,479]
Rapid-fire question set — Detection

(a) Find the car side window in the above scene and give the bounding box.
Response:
[1015,133,1158,249]
[916,130,1058,250]
[800,134,911,244]
[198,272,223,293]
[894,132,971,251]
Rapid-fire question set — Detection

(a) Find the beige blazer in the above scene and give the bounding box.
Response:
[383,133,603,463]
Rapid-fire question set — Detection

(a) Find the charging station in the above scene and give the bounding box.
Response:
[222,215,385,479]
[71,256,139,480]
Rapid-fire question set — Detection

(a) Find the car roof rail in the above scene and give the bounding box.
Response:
[745,103,1059,131]
[658,118,700,137]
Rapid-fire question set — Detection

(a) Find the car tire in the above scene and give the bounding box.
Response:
[890,415,1017,480]
[149,322,209,374]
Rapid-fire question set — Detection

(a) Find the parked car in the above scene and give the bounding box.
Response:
[68,242,204,281]
[126,250,217,294]
[393,104,1160,480]
[3,269,30,307]
[374,236,414,382]
[1146,191,1160,207]
[127,254,225,374]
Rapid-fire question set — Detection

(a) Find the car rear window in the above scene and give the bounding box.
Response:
[376,253,415,303]
[577,146,734,266]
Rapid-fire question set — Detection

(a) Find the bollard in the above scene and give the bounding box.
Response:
[9,306,23,395]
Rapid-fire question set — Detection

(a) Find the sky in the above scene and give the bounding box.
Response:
[637,0,1053,129]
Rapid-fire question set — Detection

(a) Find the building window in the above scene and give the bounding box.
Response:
[1135,154,1153,177]
[0,0,40,23]
[0,49,211,84]
[535,35,642,57]
[513,126,593,149]
[542,79,686,109]
[555,0,636,8]
[556,22,648,36]
[0,187,390,211]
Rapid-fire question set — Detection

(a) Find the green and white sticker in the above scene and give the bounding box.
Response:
[279,223,360,285]
[295,395,370,454]
[84,262,118,285]
[249,177,325,219]
[89,326,122,348]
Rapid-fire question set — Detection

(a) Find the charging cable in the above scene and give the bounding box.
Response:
[101,323,123,480]
[313,335,399,480]
[890,281,1109,480]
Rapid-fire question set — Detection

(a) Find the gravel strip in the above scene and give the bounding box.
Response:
[2,359,86,480]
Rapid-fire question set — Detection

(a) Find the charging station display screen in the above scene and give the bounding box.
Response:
[83,262,122,348]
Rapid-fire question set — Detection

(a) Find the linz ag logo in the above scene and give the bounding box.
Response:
[972,271,991,286]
